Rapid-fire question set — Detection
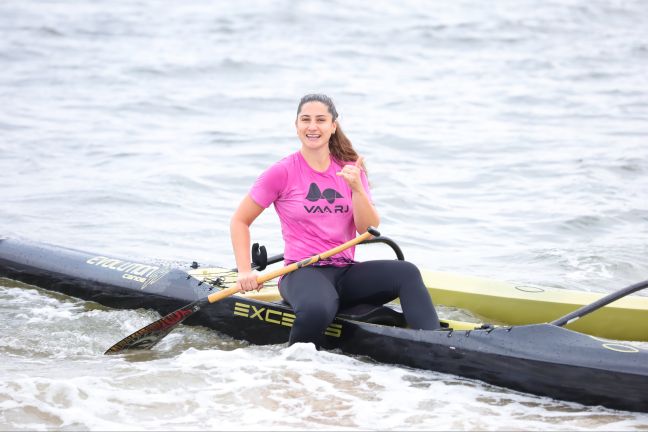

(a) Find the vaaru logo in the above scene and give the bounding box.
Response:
[233,302,342,338]
[304,183,349,214]
[304,205,350,214]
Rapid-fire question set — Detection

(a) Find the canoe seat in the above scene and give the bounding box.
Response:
[337,304,406,327]
[272,300,406,327]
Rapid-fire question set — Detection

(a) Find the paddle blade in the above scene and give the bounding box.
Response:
[104,299,205,354]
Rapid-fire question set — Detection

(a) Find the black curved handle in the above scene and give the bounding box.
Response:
[360,236,405,261]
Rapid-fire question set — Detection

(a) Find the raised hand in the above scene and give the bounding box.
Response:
[336,156,364,192]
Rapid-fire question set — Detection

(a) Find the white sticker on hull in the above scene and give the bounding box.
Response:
[86,256,168,289]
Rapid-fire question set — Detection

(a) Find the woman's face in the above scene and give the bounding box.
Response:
[296,101,337,151]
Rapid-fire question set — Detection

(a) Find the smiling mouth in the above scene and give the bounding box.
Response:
[305,134,321,141]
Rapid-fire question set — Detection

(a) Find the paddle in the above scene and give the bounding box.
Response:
[104,227,380,354]
[551,279,648,327]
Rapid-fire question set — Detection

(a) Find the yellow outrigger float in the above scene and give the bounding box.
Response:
[189,267,648,342]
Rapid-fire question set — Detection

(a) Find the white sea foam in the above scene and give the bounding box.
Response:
[2,326,647,430]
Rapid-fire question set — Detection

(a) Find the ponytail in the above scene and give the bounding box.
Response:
[329,124,364,169]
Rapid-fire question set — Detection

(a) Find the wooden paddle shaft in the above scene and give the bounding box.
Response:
[206,228,379,304]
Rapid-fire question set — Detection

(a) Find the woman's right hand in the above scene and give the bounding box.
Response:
[236,271,263,292]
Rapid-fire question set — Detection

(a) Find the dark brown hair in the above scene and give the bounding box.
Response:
[297,94,364,170]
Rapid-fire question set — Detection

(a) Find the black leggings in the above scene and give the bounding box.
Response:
[278,260,440,346]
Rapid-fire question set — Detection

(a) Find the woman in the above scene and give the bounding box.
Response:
[230,94,440,347]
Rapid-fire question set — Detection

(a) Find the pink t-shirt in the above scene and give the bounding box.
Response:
[250,151,372,266]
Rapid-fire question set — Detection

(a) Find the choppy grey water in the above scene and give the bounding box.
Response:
[1,0,648,430]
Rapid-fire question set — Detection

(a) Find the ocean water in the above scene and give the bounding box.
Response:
[1,0,648,430]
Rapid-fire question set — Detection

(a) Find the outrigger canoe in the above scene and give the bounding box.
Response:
[1,237,647,413]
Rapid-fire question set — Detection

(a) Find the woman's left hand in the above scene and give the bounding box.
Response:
[336,156,364,192]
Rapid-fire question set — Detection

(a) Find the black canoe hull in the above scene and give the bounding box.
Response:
[1,237,647,413]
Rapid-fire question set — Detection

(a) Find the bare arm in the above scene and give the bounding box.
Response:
[230,194,265,290]
[351,186,380,234]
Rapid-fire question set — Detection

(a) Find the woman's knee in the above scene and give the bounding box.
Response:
[380,260,424,286]
[394,260,421,276]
